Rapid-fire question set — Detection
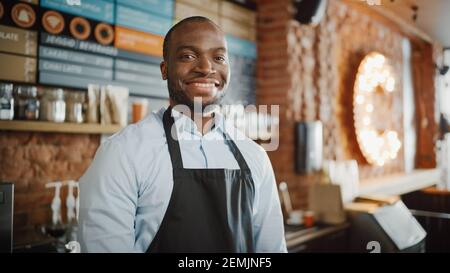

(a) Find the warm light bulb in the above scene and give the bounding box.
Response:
[356,95,365,104]
[386,77,395,92]
[353,52,401,166]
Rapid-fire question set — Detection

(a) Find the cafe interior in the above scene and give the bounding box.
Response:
[0,0,450,253]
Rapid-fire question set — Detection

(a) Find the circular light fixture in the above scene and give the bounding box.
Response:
[353,52,401,166]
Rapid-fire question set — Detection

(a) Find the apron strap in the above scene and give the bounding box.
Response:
[163,107,183,170]
[163,107,252,172]
[223,132,251,171]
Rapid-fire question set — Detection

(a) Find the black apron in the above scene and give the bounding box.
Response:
[146,107,255,253]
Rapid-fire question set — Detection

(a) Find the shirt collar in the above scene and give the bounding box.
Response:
[168,106,225,136]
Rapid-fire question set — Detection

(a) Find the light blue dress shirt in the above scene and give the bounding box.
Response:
[78,107,287,253]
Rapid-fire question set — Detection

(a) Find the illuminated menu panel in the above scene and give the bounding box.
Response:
[116,5,172,36]
[39,46,114,68]
[116,0,174,18]
[114,26,163,57]
[40,0,114,24]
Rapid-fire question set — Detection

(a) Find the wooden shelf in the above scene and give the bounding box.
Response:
[359,169,440,196]
[0,120,123,134]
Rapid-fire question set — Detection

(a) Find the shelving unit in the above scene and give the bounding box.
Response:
[0,120,123,134]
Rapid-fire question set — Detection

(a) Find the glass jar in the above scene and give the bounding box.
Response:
[40,88,66,123]
[14,85,40,120]
[65,91,85,123]
[0,83,14,120]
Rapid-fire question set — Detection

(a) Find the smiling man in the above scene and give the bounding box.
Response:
[78,16,287,253]
[161,17,228,113]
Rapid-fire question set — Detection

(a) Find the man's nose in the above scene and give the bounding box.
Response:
[194,56,216,75]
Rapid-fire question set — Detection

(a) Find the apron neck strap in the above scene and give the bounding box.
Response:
[163,107,251,171]
[163,107,183,169]
[222,132,251,171]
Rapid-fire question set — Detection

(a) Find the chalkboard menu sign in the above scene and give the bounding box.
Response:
[0,0,257,105]
[0,0,170,99]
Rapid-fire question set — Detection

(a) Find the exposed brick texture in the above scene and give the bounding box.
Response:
[0,132,100,240]
[256,0,436,210]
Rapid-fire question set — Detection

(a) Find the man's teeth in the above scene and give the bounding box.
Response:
[192,83,215,88]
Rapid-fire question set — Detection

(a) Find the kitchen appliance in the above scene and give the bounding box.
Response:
[0,182,14,253]
[295,121,323,174]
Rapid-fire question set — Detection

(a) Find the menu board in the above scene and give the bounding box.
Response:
[115,26,163,56]
[116,0,174,17]
[0,1,38,83]
[0,25,37,56]
[0,0,170,99]
[0,0,257,103]
[116,4,172,36]
[0,52,36,83]
[40,0,115,24]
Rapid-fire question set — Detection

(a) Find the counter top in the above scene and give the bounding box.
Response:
[285,223,350,252]
[358,169,439,196]
[13,228,58,253]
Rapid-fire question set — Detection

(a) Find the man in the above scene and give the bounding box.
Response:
[78,16,287,253]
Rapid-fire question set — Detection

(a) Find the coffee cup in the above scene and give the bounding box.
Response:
[287,210,304,225]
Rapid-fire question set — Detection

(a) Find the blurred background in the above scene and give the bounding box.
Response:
[0,0,450,253]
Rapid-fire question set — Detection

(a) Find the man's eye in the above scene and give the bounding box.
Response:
[215,56,226,62]
[181,54,195,60]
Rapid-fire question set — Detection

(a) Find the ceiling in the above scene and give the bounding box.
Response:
[415,0,450,47]
[364,0,450,47]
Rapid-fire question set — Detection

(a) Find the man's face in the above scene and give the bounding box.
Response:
[161,21,230,110]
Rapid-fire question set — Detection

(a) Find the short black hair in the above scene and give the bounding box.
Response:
[163,16,220,61]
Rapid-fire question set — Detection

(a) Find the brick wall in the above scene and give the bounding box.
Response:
[0,132,99,241]
[256,0,432,210]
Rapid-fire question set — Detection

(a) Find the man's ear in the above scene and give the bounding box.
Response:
[160,61,167,80]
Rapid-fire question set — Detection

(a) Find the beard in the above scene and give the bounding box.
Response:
[167,76,226,112]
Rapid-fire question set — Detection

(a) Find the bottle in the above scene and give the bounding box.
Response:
[13,85,40,120]
[0,83,14,120]
[65,91,85,123]
[40,88,66,122]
